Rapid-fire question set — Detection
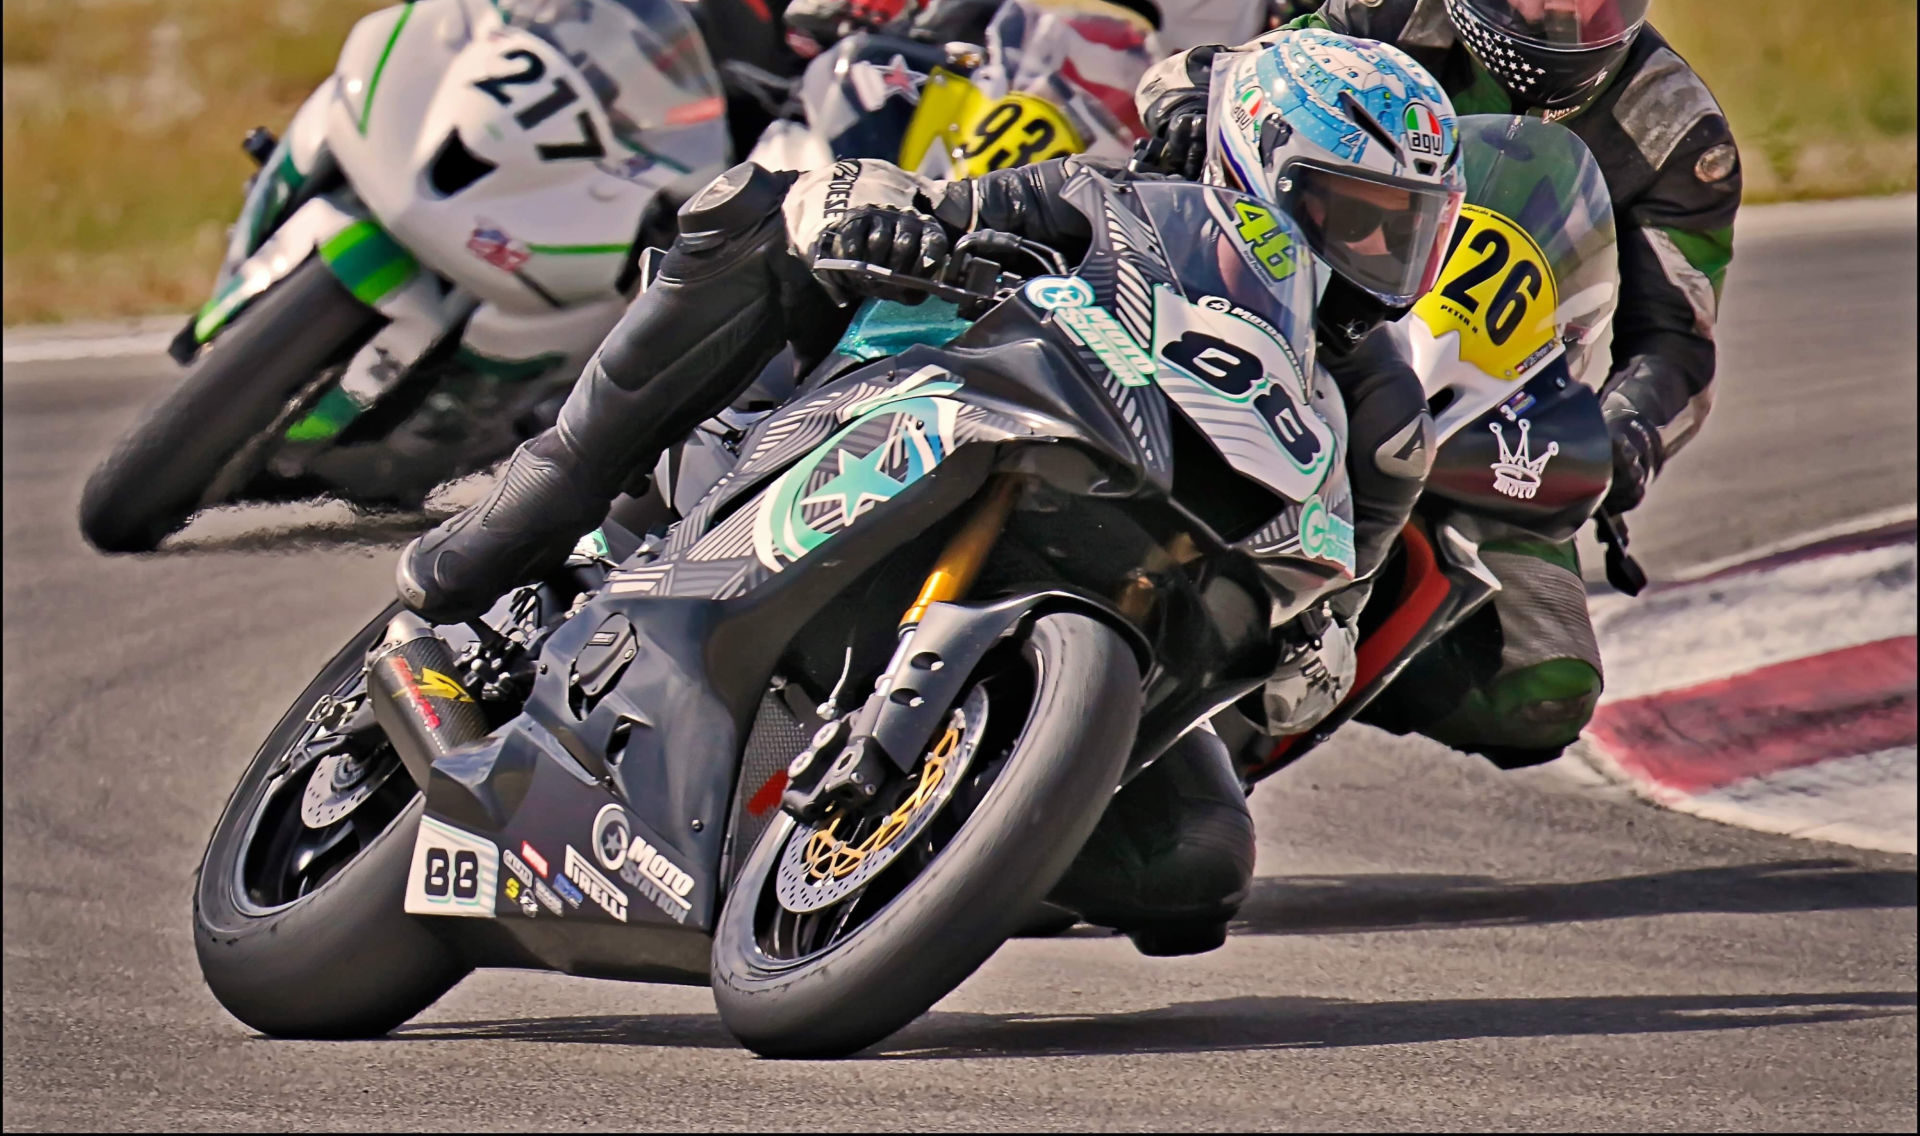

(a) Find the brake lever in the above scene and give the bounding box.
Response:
[1593,511,1648,596]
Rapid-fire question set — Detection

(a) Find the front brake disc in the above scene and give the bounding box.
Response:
[773,685,988,914]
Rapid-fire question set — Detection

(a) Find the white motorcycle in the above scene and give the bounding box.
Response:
[79,0,730,553]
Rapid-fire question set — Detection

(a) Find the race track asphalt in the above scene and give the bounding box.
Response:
[3,197,1914,1131]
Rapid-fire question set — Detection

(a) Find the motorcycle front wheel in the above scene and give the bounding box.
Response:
[192,602,470,1038]
[78,256,383,552]
[711,611,1141,1058]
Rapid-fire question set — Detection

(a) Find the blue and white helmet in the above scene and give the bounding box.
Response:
[1208,28,1466,312]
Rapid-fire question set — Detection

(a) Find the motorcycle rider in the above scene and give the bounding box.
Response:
[1136,0,1743,768]
[396,28,1465,953]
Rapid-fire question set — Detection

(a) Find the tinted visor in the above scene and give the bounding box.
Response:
[1458,0,1648,50]
[1282,163,1463,306]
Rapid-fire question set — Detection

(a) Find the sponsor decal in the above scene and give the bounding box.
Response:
[519,841,550,878]
[1403,101,1446,156]
[1237,84,1265,119]
[553,873,585,908]
[518,888,539,917]
[1229,201,1297,283]
[466,222,530,272]
[1198,295,1283,342]
[564,844,629,922]
[384,656,441,729]
[591,804,695,924]
[503,876,521,900]
[1489,417,1558,500]
[1298,494,1356,572]
[822,160,862,219]
[597,152,656,182]
[501,847,534,886]
[532,877,564,916]
[1022,275,1157,385]
[405,816,499,918]
[416,668,472,702]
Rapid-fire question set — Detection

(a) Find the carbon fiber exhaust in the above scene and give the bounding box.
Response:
[367,612,491,790]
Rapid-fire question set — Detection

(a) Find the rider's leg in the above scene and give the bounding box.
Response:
[1258,327,1438,733]
[1360,536,1604,766]
[1047,725,1257,956]
[397,163,844,624]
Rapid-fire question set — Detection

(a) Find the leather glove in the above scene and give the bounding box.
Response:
[1601,392,1665,515]
[1144,106,1208,181]
[815,204,954,305]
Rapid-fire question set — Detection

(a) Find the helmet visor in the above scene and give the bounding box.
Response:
[1456,0,1649,50]
[1282,163,1464,306]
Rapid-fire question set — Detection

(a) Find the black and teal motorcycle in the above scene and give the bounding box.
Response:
[190,118,1620,1057]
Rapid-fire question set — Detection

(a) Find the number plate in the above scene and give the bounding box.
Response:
[1414,204,1560,381]
[404,816,500,918]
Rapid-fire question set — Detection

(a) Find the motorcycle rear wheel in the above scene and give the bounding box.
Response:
[711,611,1140,1058]
[193,602,470,1038]
[78,256,383,552]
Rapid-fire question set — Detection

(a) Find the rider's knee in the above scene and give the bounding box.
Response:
[1428,657,1603,767]
[1048,728,1256,928]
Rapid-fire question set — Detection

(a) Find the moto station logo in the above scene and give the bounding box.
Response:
[591,803,696,924]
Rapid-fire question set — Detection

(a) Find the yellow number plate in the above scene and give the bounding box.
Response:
[899,72,1084,178]
[1414,204,1560,381]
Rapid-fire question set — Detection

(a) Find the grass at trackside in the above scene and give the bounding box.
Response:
[1654,0,1917,204]
[3,0,389,325]
[3,0,1916,324]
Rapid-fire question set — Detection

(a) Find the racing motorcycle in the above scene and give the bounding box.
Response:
[192,116,1620,1058]
[746,0,1163,176]
[77,0,730,553]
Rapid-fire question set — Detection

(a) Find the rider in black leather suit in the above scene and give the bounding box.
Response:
[393,147,1439,955]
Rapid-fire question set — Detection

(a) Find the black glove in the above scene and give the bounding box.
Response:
[816,204,954,305]
[1601,393,1665,515]
[1143,108,1208,181]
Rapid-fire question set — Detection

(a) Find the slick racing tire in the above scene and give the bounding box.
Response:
[712,611,1141,1058]
[78,256,383,552]
[194,603,469,1039]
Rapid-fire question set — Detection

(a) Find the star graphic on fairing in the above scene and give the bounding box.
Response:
[878,54,923,104]
[801,443,903,527]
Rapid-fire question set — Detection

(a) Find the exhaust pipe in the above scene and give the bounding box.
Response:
[368,612,492,790]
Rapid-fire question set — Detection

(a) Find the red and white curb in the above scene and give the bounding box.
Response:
[1571,509,1917,854]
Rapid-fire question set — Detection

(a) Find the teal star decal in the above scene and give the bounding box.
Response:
[801,443,903,527]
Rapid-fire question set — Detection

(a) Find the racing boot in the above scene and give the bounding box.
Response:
[1047,726,1256,957]
[398,163,840,624]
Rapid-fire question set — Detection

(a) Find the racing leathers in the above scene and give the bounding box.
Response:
[397,154,1436,951]
[1137,0,1743,763]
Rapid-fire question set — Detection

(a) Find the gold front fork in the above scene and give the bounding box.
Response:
[900,476,1022,628]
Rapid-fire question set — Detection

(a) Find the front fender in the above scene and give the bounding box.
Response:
[864,592,1151,775]
[192,194,373,345]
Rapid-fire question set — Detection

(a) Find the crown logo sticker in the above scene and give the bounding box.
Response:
[1488,418,1558,500]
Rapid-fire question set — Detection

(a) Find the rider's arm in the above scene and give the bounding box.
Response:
[783,157,1118,281]
[1597,57,1741,511]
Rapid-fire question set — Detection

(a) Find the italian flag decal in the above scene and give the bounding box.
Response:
[1403,102,1445,156]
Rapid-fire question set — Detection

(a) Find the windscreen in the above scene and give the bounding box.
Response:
[1417,114,1618,386]
[498,0,725,155]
